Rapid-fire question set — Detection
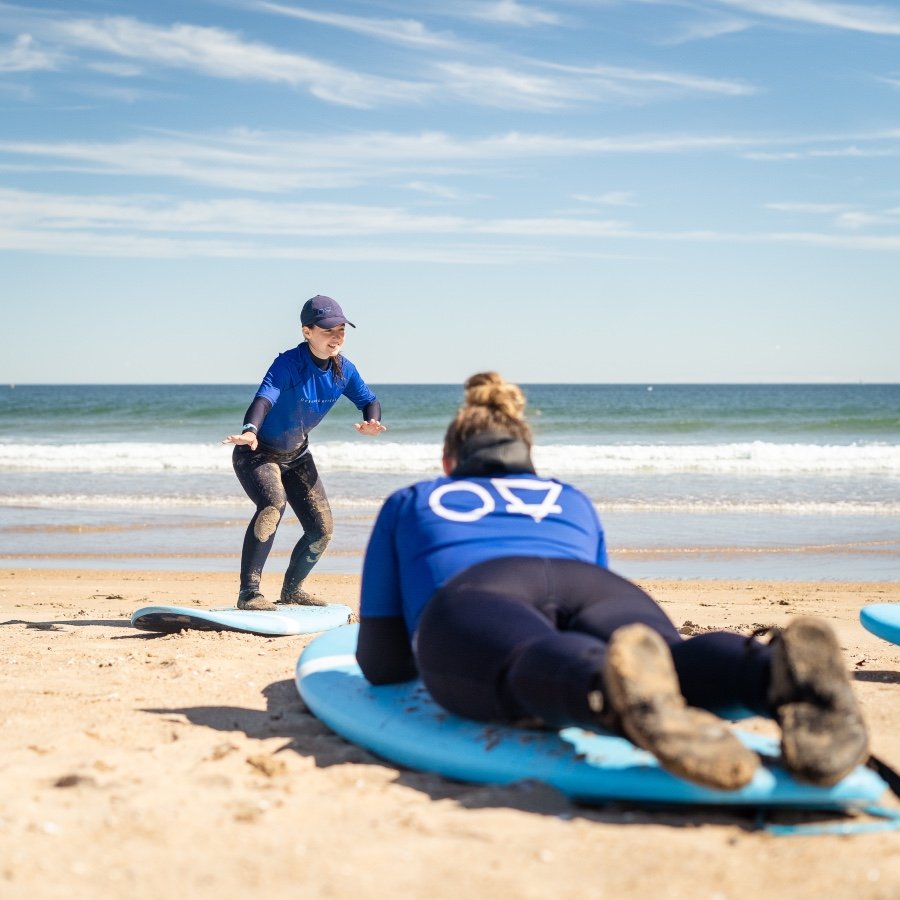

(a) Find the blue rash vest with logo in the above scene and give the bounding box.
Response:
[253,344,377,453]
[360,473,608,634]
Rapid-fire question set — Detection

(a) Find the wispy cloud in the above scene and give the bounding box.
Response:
[402,181,465,200]
[765,201,853,213]
[660,16,751,45]
[746,146,900,161]
[4,9,758,112]
[834,211,894,229]
[0,187,628,237]
[0,185,632,261]
[254,2,749,108]
[87,60,144,77]
[255,3,460,49]
[456,1,563,27]
[432,55,755,109]
[0,33,61,71]
[3,187,900,261]
[0,133,366,192]
[876,75,900,92]
[539,59,755,97]
[46,15,428,108]
[765,199,900,230]
[436,61,589,109]
[71,82,172,105]
[5,125,900,194]
[0,128,769,193]
[711,0,900,36]
[574,192,638,207]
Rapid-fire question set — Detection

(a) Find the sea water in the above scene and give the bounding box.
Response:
[1,383,898,580]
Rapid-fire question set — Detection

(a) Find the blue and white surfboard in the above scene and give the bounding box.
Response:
[296,624,887,809]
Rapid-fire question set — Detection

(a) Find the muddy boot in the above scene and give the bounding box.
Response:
[768,617,868,786]
[237,589,276,611]
[602,624,760,791]
[278,589,328,607]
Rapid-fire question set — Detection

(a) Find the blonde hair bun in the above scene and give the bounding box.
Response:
[443,371,533,460]
[463,371,526,421]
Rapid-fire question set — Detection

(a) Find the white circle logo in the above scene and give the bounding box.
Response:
[428,481,496,522]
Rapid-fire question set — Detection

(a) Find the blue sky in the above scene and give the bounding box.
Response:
[2,0,900,384]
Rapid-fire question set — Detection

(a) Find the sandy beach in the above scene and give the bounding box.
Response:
[1,568,898,899]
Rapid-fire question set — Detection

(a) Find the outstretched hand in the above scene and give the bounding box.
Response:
[355,420,387,436]
[222,432,259,451]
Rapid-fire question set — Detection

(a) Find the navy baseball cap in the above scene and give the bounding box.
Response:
[301,295,356,329]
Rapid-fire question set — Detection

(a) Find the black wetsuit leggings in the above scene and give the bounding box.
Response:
[415,557,772,730]
[232,444,333,596]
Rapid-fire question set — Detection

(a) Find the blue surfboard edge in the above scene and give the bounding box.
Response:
[296,624,888,810]
[860,604,900,646]
[131,603,353,636]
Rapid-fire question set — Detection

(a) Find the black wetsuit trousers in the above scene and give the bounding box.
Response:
[415,557,772,729]
[232,444,333,596]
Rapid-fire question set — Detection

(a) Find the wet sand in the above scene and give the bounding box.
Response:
[1,569,898,899]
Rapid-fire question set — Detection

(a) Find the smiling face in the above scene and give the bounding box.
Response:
[303,323,346,359]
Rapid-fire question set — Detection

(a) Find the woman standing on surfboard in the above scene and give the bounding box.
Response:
[356,372,869,791]
[223,296,384,611]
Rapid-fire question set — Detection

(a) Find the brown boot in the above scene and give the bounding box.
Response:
[603,624,760,791]
[237,590,276,611]
[768,617,868,786]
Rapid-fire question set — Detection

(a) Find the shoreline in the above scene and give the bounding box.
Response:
[4,502,899,583]
[3,537,900,583]
[2,568,899,899]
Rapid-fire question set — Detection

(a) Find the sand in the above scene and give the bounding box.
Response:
[1,568,898,900]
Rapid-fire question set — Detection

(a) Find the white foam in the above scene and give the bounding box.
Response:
[1,440,898,476]
[534,441,900,476]
[1,493,897,516]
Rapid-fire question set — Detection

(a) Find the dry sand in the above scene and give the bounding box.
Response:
[1,569,898,900]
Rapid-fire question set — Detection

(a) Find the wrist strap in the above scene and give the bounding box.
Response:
[241,424,258,434]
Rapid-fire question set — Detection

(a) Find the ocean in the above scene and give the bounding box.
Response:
[1,382,898,582]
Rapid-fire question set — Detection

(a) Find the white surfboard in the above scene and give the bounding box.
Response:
[131,603,353,636]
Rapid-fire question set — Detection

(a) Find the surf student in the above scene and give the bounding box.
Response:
[355,372,869,790]
[223,295,385,610]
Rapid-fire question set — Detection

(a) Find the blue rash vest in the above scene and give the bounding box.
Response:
[360,473,608,634]
[253,344,377,453]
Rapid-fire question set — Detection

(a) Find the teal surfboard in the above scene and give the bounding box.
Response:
[131,603,353,636]
[296,624,887,809]
[860,604,900,646]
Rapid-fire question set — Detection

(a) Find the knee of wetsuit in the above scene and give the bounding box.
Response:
[307,532,332,555]
[253,505,285,542]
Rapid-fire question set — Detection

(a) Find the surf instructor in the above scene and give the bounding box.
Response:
[223,295,384,611]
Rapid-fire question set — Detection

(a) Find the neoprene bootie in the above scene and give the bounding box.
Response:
[237,589,276,611]
[602,624,760,791]
[278,589,328,606]
[767,617,869,785]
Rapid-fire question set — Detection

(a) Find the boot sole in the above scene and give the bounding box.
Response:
[773,618,869,785]
[604,624,759,791]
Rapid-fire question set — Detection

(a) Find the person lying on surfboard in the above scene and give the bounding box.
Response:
[223,296,385,611]
[355,372,868,791]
